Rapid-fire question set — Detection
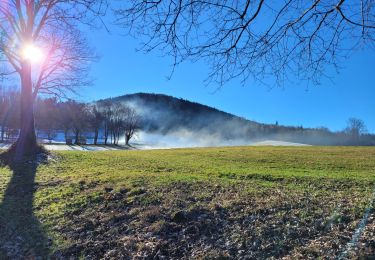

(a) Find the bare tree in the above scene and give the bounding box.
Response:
[87,104,104,145]
[66,101,89,145]
[108,103,125,145]
[117,1,375,86]
[57,101,73,143]
[95,101,140,145]
[123,106,139,146]
[0,0,106,159]
[0,87,20,142]
[35,97,59,143]
[345,117,367,138]
[97,100,113,145]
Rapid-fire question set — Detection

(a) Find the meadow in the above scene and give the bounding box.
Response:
[0,146,374,259]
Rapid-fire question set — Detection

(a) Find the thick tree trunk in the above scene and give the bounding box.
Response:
[15,62,38,160]
[125,134,130,146]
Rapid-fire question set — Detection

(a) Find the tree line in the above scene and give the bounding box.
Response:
[0,89,139,145]
[246,118,374,146]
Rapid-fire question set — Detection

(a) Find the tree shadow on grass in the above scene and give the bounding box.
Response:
[0,152,50,259]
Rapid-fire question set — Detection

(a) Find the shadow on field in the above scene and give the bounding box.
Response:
[0,153,50,259]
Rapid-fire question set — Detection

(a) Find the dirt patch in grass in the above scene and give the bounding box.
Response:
[50,181,374,259]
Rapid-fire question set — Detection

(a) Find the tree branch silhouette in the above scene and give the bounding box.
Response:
[117,0,375,86]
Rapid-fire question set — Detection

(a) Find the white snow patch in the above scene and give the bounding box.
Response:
[250,140,311,146]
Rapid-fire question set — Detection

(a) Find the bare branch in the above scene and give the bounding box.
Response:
[0,0,107,96]
[116,0,375,86]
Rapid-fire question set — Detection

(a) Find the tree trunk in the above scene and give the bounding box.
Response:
[74,130,80,145]
[94,128,99,145]
[115,131,119,145]
[1,125,4,142]
[15,62,38,160]
[104,124,108,145]
[125,134,130,146]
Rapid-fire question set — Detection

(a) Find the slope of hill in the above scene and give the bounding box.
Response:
[100,93,375,146]
[107,92,259,134]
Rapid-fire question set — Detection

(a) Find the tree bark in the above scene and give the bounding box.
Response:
[74,130,80,145]
[94,128,98,145]
[104,123,108,145]
[1,125,4,142]
[15,62,38,160]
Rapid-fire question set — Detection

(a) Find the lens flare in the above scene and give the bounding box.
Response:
[21,44,44,63]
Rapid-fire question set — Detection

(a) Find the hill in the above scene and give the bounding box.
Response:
[100,93,375,146]
[106,92,259,134]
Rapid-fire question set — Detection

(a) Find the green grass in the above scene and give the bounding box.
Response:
[0,146,374,258]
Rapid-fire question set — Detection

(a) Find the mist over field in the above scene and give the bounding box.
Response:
[133,130,252,149]
[102,93,375,148]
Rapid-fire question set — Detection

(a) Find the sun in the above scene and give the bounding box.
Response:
[21,44,44,63]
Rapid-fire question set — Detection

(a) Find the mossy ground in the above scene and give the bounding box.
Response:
[0,146,374,258]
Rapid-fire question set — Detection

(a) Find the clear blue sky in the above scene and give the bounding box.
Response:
[81,21,375,133]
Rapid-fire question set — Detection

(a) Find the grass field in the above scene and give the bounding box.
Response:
[0,146,374,259]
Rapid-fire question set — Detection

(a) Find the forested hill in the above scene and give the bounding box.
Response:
[100,93,375,146]
[112,92,238,121]
[101,92,261,134]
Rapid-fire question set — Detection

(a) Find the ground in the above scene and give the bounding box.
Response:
[0,139,310,151]
[0,146,374,259]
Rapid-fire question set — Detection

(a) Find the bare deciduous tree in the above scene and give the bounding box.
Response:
[97,100,113,145]
[87,104,104,145]
[0,87,19,142]
[0,0,106,159]
[61,100,89,145]
[109,103,126,145]
[95,100,140,145]
[35,97,59,143]
[116,1,375,86]
[123,106,139,146]
[57,101,73,143]
[345,117,367,138]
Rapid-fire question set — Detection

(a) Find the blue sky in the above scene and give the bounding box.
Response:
[82,23,375,133]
